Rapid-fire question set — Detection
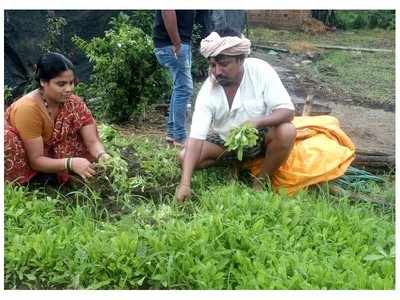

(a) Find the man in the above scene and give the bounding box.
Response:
[175,27,297,202]
[153,10,195,146]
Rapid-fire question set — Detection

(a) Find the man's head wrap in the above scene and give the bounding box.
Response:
[200,31,251,58]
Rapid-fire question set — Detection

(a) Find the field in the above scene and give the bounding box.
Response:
[248,28,395,107]
[4,128,395,289]
[4,23,396,290]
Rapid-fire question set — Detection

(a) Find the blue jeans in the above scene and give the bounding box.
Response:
[154,43,193,143]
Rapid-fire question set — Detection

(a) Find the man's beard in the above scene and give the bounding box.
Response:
[209,73,236,87]
[215,75,236,87]
[216,76,231,86]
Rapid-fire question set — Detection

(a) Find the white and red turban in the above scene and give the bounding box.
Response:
[200,31,251,58]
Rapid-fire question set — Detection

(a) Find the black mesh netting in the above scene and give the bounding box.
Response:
[4,10,245,101]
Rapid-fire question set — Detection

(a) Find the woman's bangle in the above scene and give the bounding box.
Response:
[96,151,106,161]
[64,158,68,171]
[68,158,73,172]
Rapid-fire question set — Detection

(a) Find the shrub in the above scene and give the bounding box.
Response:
[12,15,68,99]
[125,10,155,36]
[336,10,395,30]
[40,16,68,53]
[73,13,171,123]
[191,23,209,80]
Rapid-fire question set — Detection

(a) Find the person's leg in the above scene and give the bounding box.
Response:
[154,46,180,141]
[178,140,227,169]
[254,122,297,189]
[167,90,176,142]
[171,44,193,143]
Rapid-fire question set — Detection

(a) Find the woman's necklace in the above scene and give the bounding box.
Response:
[39,91,53,118]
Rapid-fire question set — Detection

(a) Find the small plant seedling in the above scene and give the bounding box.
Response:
[224,123,259,161]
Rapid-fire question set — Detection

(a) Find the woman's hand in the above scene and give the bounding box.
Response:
[70,157,96,180]
[175,184,192,203]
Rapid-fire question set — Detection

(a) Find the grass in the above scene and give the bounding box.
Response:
[248,27,395,107]
[4,132,395,289]
[299,50,395,106]
[5,182,394,289]
[248,27,395,49]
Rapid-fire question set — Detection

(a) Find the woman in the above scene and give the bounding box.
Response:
[5,52,111,185]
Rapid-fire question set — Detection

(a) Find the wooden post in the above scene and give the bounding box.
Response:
[302,95,314,116]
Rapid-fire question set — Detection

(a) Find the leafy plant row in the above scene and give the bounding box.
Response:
[5,181,394,289]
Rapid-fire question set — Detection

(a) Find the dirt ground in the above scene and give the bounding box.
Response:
[252,49,395,156]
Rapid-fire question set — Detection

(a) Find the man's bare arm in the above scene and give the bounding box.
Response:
[250,108,294,129]
[176,138,204,202]
[161,10,181,56]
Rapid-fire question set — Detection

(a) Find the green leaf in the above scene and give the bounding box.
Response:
[238,148,244,161]
[15,208,25,217]
[253,219,265,231]
[137,276,146,286]
[26,273,36,281]
[87,279,111,289]
[363,254,385,261]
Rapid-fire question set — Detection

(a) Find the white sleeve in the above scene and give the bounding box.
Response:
[189,84,213,140]
[263,67,294,112]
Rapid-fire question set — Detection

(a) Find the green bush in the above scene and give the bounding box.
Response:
[17,16,68,98]
[336,10,395,30]
[125,10,155,36]
[73,13,171,123]
[40,16,68,53]
[191,23,209,80]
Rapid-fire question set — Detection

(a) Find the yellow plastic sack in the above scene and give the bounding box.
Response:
[243,115,356,195]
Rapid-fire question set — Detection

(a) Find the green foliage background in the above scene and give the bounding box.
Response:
[335,10,395,30]
[73,13,171,123]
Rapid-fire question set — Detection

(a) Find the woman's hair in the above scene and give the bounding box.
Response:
[35,52,75,84]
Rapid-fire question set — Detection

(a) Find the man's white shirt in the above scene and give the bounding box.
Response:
[189,57,295,141]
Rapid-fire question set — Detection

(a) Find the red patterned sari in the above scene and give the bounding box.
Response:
[5,95,96,184]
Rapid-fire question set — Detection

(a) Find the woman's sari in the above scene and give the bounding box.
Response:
[5,95,96,184]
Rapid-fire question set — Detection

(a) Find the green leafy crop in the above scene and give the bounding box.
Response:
[224,123,259,161]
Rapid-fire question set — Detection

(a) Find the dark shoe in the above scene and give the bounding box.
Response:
[166,136,174,144]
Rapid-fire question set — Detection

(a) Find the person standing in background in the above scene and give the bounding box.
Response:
[153,10,195,147]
